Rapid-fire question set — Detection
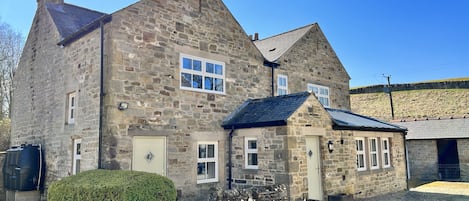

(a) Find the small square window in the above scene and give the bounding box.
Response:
[67,92,76,124]
[245,137,258,169]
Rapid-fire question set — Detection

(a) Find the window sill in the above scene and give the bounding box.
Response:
[357,167,395,175]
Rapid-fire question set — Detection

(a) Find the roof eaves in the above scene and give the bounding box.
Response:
[222,120,287,129]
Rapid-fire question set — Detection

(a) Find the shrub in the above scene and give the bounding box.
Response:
[48,169,176,201]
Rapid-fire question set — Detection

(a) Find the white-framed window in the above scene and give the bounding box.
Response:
[245,137,258,169]
[197,142,218,184]
[355,138,366,171]
[307,83,330,107]
[369,138,379,170]
[277,74,288,95]
[382,138,391,168]
[180,54,225,94]
[67,92,76,124]
[72,139,81,175]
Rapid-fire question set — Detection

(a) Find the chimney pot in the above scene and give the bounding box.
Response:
[254,33,259,41]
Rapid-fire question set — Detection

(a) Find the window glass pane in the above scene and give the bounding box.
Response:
[215,64,223,75]
[206,63,214,73]
[207,144,215,158]
[312,87,319,95]
[204,77,213,90]
[248,153,258,166]
[371,139,377,151]
[181,73,192,87]
[319,97,329,106]
[248,140,257,149]
[278,89,287,95]
[70,109,74,119]
[320,88,329,95]
[384,140,388,150]
[193,75,202,89]
[358,155,364,168]
[215,78,223,92]
[207,162,216,179]
[71,97,75,107]
[384,153,389,165]
[199,144,206,159]
[197,162,206,178]
[372,154,377,166]
[193,60,202,71]
[76,143,81,155]
[183,58,192,69]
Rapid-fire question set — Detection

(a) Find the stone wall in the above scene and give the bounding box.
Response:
[276,24,351,110]
[350,80,469,94]
[407,140,438,184]
[457,139,469,181]
[102,0,270,200]
[11,1,102,188]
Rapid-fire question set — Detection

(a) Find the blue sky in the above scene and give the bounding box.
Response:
[1,0,468,87]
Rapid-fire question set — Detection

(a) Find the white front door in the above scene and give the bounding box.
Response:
[306,136,323,200]
[132,136,166,175]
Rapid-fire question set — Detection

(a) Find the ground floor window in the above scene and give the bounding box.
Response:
[355,137,392,171]
[245,137,258,169]
[197,142,218,183]
[72,139,81,175]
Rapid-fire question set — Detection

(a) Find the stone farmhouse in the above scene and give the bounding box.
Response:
[11,0,407,200]
[351,80,469,186]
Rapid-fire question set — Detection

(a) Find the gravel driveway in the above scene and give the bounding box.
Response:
[357,181,469,201]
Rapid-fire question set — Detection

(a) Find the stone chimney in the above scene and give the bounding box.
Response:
[37,0,64,6]
[254,33,259,41]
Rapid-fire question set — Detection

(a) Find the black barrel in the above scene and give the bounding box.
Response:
[2,144,43,191]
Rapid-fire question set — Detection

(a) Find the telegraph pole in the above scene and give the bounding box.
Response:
[384,75,395,120]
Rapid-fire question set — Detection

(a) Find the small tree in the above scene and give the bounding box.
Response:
[0,19,24,119]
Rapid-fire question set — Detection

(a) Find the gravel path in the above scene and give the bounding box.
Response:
[357,181,469,201]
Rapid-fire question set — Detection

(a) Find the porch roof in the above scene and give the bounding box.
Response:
[221,92,310,129]
[326,108,407,132]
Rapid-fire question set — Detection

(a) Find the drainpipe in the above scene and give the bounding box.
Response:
[403,131,409,190]
[228,128,235,189]
[98,20,105,169]
[263,60,279,97]
[271,63,275,97]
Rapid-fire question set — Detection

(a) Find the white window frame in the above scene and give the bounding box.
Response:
[277,74,288,95]
[356,137,367,171]
[382,138,391,168]
[72,139,81,175]
[307,83,330,107]
[180,54,225,95]
[369,138,379,170]
[244,137,258,169]
[197,141,218,184]
[67,92,76,124]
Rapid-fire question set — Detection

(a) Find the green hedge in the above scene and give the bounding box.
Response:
[48,169,176,201]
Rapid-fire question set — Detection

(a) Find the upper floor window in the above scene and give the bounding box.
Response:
[180,54,225,94]
[277,74,288,95]
[307,84,330,107]
[197,142,218,183]
[67,92,76,124]
[245,137,258,169]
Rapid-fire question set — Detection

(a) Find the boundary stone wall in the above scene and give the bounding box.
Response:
[350,81,469,94]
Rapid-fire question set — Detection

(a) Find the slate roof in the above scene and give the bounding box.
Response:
[46,2,111,46]
[326,108,407,132]
[222,92,311,129]
[253,24,314,62]
[396,118,469,140]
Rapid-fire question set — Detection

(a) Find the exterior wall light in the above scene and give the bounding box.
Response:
[118,102,129,110]
[328,141,334,153]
